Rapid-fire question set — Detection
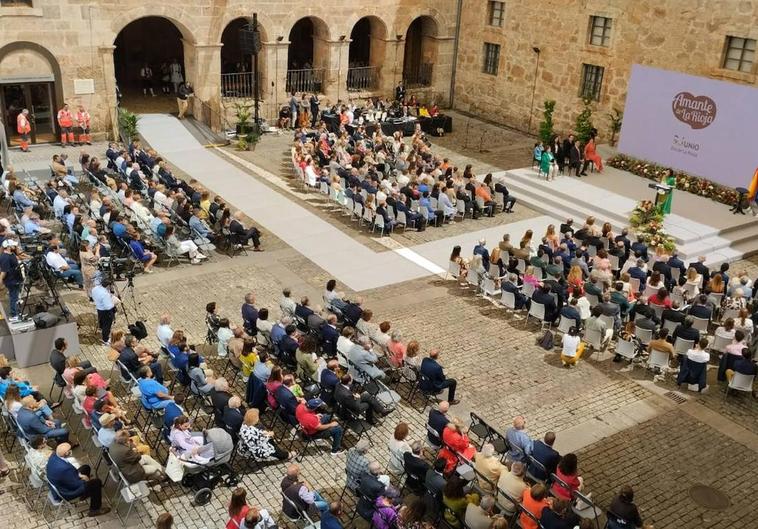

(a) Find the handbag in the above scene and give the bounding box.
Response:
[165,452,184,482]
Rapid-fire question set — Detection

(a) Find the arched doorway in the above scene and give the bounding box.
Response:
[113,16,186,109]
[347,16,387,92]
[0,42,63,145]
[402,16,438,88]
[287,17,330,94]
[220,17,267,100]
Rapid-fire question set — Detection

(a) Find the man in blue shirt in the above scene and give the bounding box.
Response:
[473,239,490,272]
[47,443,109,517]
[320,502,345,529]
[189,207,213,239]
[241,292,258,336]
[128,232,157,273]
[137,366,173,410]
[91,279,116,344]
[505,415,533,463]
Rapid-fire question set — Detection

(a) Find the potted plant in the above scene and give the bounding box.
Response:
[608,108,623,147]
[234,102,261,151]
[117,107,140,143]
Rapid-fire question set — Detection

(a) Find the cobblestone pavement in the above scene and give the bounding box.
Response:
[1,114,756,529]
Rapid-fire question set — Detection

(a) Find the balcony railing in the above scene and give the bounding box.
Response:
[403,63,434,88]
[221,72,264,99]
[347,66,380,92]
[286,68,325,94]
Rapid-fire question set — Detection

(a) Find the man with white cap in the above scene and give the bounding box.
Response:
[0,238,25,321]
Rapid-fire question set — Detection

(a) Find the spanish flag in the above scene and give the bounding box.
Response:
[749,168,758,200]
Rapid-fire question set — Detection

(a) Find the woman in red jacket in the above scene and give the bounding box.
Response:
[438,418,476,474]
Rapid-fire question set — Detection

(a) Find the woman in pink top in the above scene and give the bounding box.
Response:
[550,453,583,501]
[265,366,283,409]
[649,287,673,309]
[522,266,541,288]
[387,330,406,367]
[592,249,612,274]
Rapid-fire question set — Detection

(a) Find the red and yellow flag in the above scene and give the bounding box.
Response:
[749,168,758,200]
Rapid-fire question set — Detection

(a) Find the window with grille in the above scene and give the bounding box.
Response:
[483,43,501,75]
[722,36,755,73]
[589,16,612,47]
[488,1,505,27]
[580,64,604,101]
[0,0,33,6]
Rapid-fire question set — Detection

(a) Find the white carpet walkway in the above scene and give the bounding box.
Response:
[139,114,558,291]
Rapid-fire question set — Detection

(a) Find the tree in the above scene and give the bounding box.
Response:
[538,100,556,145]
[575,98,595,143]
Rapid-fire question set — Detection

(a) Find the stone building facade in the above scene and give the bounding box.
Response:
[0,0,456,143]
[454,0,758,141]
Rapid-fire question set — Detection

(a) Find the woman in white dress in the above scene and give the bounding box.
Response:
[169,59,183,93]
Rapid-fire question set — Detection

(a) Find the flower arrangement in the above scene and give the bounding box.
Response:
[609,154,740,206]
[629,200,677,252]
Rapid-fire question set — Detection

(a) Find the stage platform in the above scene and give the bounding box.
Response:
[491,163,758,266]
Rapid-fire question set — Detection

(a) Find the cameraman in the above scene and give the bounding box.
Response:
[0,239,25,322]
[92,278,118,345]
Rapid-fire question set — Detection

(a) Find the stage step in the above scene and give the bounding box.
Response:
[490,167,758,266]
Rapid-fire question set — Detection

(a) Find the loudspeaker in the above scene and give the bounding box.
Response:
[239,25,262,55]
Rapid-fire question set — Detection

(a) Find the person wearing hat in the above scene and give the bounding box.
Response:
[0,237,26,321]
[16,395,72,444]
[96,412,120,447]
[294,398,344,456]
[46,443,110,517]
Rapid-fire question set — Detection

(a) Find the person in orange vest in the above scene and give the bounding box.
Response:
[76,105,91,145]
[16,109,31,152]
[56,103,74,147]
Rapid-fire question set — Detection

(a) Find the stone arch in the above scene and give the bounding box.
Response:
[0,41,63,107]
[113,16,190,93]
[287,16,331,69]
[346,16,388,91]
[219,17,269,99]
[402,15,439,87]
[110,9,197,45]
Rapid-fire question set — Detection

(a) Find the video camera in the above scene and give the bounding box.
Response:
[97,256,136,281]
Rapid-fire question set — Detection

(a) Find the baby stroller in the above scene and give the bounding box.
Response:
[176,428,239,506]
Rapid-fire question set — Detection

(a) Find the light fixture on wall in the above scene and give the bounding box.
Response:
[339,35,346,41]
[528,46,542,133]
[276,36,284,42]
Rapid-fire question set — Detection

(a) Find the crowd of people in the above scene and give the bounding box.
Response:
[532,131,603,180]
[450,215,758,393]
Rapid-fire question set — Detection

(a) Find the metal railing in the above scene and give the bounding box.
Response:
[403,63,434,88]
[195,98,231,144]
[221,72,265,99]
[347,66,380,92]
[286,68,325,94]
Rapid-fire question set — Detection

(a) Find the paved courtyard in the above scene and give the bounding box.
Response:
[1,114,756,529]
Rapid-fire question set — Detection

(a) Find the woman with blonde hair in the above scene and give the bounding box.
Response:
[520,229,535,257]
[684,267,702,297]
[523,265,541,288]
[237,408,294,461]
[567,265,584,296]
[544,224,559,250]
[707,273,725,294]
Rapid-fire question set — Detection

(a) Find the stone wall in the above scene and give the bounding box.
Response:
[454,0,758,141]
[0,0,457,139]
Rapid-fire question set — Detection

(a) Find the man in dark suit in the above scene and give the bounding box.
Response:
[319,360,340,405]
[334,374,383,424]
[662,301,686,328]
[688,295,713,321]
[279,325,299,365]
[673,317,700,346]
[560,298,582,329]
[357,463,386,519]
[598,292,621,329]
[222,396,245,437]
[501,274,527,309]
[403,441,430,492]
[688,256,710,290]
[667,253,686,284]
[629,297,659,324]
[274,375,301,426]
[342,299,363,327]
[395,195,426,231]
[532,284,558,323]
[47,443,109,517]
[630,236,649,261]
[320,315,339,357]
[295,298,314,321]
[530,432,561,482]
[652,259,673,289]
[427,401,450,445]
[614,228,631,254]
[420,350,459,404]
[628,259,648,291]
[424,458,447,520]
[559,218,574,237]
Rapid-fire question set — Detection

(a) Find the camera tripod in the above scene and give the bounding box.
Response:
[19,254,70,321]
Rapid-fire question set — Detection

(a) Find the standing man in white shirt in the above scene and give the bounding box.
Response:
[92,278,118,345]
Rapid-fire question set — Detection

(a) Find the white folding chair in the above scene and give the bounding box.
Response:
[482,277,501,298]
[319,181,328,194]
[615,338,637,362]
[691,316,710,333]
[635,327,654,345]
[643,285,659,298]
[467,268,481,289]
[447,261,460,280]
[710,334,733,353]
[663,319,679,333]
[629,277,641,293]
[521,282,535,298]
[585,294,599,307]
[500,290,517,311]
[673,337,694,356]
[516,259,527,274]
[556,316,575,335]
[599,314,615,331]
[584,328,603,350]
[396,210,408,231]
[720,308,740,322]
[527,301,548,329]
[724,373,755,400]
[647,349,670,371]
